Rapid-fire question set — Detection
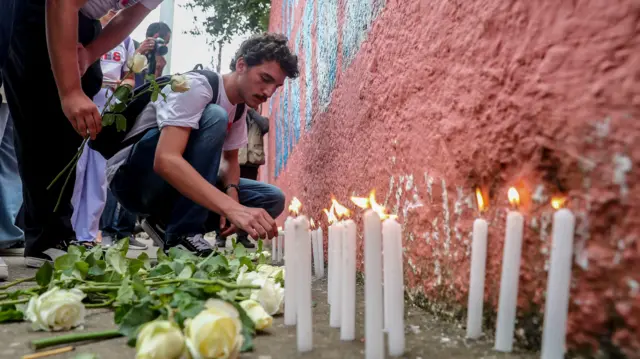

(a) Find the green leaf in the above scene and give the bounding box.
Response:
[54,254,78,271]
[132,276,148,299]
[156,248,170,263]
[145,74,156,82]
[155,286,175,296]
[137,252,151,270]
[0,309,24,323]
[118,303,159,343]
[231,301,256,352]
[127,259,143,276]
[168,247,198,262]
[151,89,159,102]
[200,254,229,272]
[113,237,130,254]
[257,253,267,265]
[149,263,173,277]
[68,245,85,257]
[114,304,132,324]
[110,102,127,113]
[257,239,263,252]
[74,261,90,279]
[178,264,194,279]
[234,244,248,258]
[87,246,104,261]
[106,249,128,276]
[102,113,115,126]
[170,262,185,277]
[113,84,132,102]
[116,277,134,305]
[88,260,107,277]
[173,300,204,328]
[36,262,54,287]
[115,114,127,132]
[238,257,255,272]
[240,326,254,352]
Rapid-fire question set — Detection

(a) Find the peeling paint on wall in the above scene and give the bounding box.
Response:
[317,0,339,110]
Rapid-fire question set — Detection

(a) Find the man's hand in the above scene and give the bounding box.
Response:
[225,205,277,240]
[136,37,156,55]
[60,90,102,139]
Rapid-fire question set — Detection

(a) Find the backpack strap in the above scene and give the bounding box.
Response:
[192,69,245,123]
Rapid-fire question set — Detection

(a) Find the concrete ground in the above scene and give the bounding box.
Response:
[0,235,537,359]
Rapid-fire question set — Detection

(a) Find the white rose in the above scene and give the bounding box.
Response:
[239,299,272,331]
[236,267,262,295]
[136,320,185,359]
[170,74,190,93]
[250,276,284,316]
[127,53,148,73]
[256,264,284,280]
[184,299,243,359]
[24,287,86,331]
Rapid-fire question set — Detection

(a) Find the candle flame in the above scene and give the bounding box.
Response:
[551,196,566,210]
[351,190,396,220]
[351,195,370,209]
[310,218,316,228]
[288,197,302,216]
[332,198,350,219]
[475,188,486,212]
[277,226,282,231]
[323,206,337,224]
[508,187,520,207]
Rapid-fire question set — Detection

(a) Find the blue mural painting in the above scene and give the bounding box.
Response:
[272,0,386,178]
[302,0,314,129]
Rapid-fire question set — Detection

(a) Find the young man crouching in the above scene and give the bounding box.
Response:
[106,33,299,256]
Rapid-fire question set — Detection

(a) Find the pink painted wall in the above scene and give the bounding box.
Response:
[265,0,640,356]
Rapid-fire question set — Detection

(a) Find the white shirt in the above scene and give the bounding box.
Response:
[81,0,162,20]
[100,38,135,83]
[105,72,248,182]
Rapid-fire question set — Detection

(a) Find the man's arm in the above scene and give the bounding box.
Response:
[46,0,101,138]
[222,150,241,193]
[85,3,153,67]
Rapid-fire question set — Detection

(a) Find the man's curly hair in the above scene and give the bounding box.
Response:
[230,33,299,78]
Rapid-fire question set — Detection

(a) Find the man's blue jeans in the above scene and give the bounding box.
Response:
[110,104,285,246]
[0,108,24,248]
[100,190,137,239]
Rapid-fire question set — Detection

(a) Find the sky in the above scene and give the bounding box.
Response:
[130,0,249,75]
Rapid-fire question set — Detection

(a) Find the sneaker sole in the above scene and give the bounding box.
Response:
[141,220,164,249]
[25,257,52,269]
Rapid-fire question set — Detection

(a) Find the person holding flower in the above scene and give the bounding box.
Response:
[108,33,299,256]
[1,0,164,268]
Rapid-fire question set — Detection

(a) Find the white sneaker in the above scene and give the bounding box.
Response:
[0,257,9,281]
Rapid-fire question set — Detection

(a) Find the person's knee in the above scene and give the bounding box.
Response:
[199,104,229,132]
[267,186,286,218]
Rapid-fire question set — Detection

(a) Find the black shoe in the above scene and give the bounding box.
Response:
[68,240,98,250]
[133,223,144,235]
[168,234,216,257]
[141,217,166,249]
[237,236,255,249]
[24,241,69,268]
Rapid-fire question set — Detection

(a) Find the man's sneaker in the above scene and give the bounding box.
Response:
[0,241,25,257]
[24,241,68,268]
[69,240,97,250]
[169,234,216,257]
[0,257,8,281]
[141,218,166,249]
[237,236,256,249]
[128,237,148,250]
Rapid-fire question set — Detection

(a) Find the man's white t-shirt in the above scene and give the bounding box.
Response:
[105,72,248,183]
[81,0,162,19]
[100,38,135,83]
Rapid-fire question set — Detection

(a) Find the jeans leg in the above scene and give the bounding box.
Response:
[233,178,286,241]
[0,110,25,248]
[111,104,229,246]
[100,190,136,239]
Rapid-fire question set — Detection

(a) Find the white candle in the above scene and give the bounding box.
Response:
[284,217,297,326]
[494,209,524,352]
[316,228,325,278]
[278,229,284,262]
[541,208,576,359]
[341,219,357,340]
[295,216,313,352]
[327,224,334,305]
[383,217,405,356]
[311,229,318,276]
[329,221,343,328]
[466,218,488,339]
[364,210,384,359]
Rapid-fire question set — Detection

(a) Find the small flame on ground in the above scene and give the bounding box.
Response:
[551,196,566,210]
[332,198,351,219]
[289,197,302,216]
[277,226,282,231]
[508,187,520,208]
[351,196,369,209]
[324,206,337,224]
[475,188,486,212]
[310,218,316,228]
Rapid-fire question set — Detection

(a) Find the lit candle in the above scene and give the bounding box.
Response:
[353,191,385,359]
[315,227,325,278]
[310,219,320,277]
[382,215,405,356]
[335,199,355,340]
[278,226,285,262]
[284,198,302,326]
[495,187,525,352]
[295,215,313,352]
[324,209,335,305]
[466,188,489,339]
[326,203,343,328]
[541,197,576,359]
